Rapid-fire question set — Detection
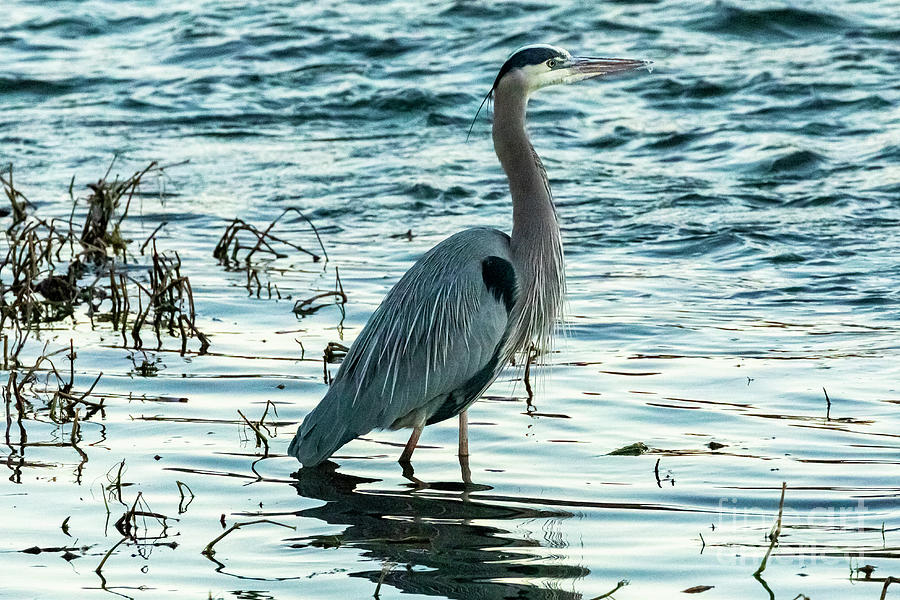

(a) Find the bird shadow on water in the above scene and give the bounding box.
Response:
[288,461,587,599]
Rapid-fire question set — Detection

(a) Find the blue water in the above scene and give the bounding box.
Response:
[2,1,899,599]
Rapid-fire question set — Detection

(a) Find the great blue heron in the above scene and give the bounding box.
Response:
[289,44,650,468]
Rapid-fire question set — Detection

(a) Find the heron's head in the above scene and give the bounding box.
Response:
[492,44,651,96]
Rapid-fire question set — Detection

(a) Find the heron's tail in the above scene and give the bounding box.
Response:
[288,388,359,467]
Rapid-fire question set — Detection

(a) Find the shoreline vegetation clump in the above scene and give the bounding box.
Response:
[0,159,209,361]
[0,158,339,477]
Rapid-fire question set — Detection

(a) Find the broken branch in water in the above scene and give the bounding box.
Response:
[293,267,347,316]
[214,207,326,266]
[292,290,347,316]
[201,519,294,558]
[175,480,194,514]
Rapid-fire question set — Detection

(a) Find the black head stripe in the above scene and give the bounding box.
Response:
[492,46,561,89]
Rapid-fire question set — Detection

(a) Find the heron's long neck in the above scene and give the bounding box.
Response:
[492,88,565,356]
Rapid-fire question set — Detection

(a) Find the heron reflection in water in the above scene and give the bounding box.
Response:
[289,45,651,469]
[290,462,585,599]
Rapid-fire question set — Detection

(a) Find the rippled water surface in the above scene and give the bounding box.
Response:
[2,1,899,598]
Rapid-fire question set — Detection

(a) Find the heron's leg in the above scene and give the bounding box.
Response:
[458,410,469,457]
[398,426,422,463]
[458,453,472,485]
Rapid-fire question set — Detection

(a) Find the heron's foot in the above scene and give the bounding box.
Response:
[399,461,429,489]
[459,453,472,485]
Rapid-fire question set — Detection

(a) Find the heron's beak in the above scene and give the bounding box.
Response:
[561,57,652,85]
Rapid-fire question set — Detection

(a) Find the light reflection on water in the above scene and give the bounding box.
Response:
[2,0,900,598]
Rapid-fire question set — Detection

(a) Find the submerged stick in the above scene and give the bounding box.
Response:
[175,480,194,498]
[95,536,127,575]
[881,577,900,600]
[590,579,630,599]
[140,221,168,255]
[754,482,787,576]
[238,409,269,456]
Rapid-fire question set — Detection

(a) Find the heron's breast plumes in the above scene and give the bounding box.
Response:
[507,214,565,362]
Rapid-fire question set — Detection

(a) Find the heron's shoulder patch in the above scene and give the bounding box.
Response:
[481,256,516,312]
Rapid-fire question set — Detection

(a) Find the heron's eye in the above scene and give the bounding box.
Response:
[546,59,556,68]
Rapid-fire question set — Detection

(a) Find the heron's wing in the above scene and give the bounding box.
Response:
[333,227,515,432]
